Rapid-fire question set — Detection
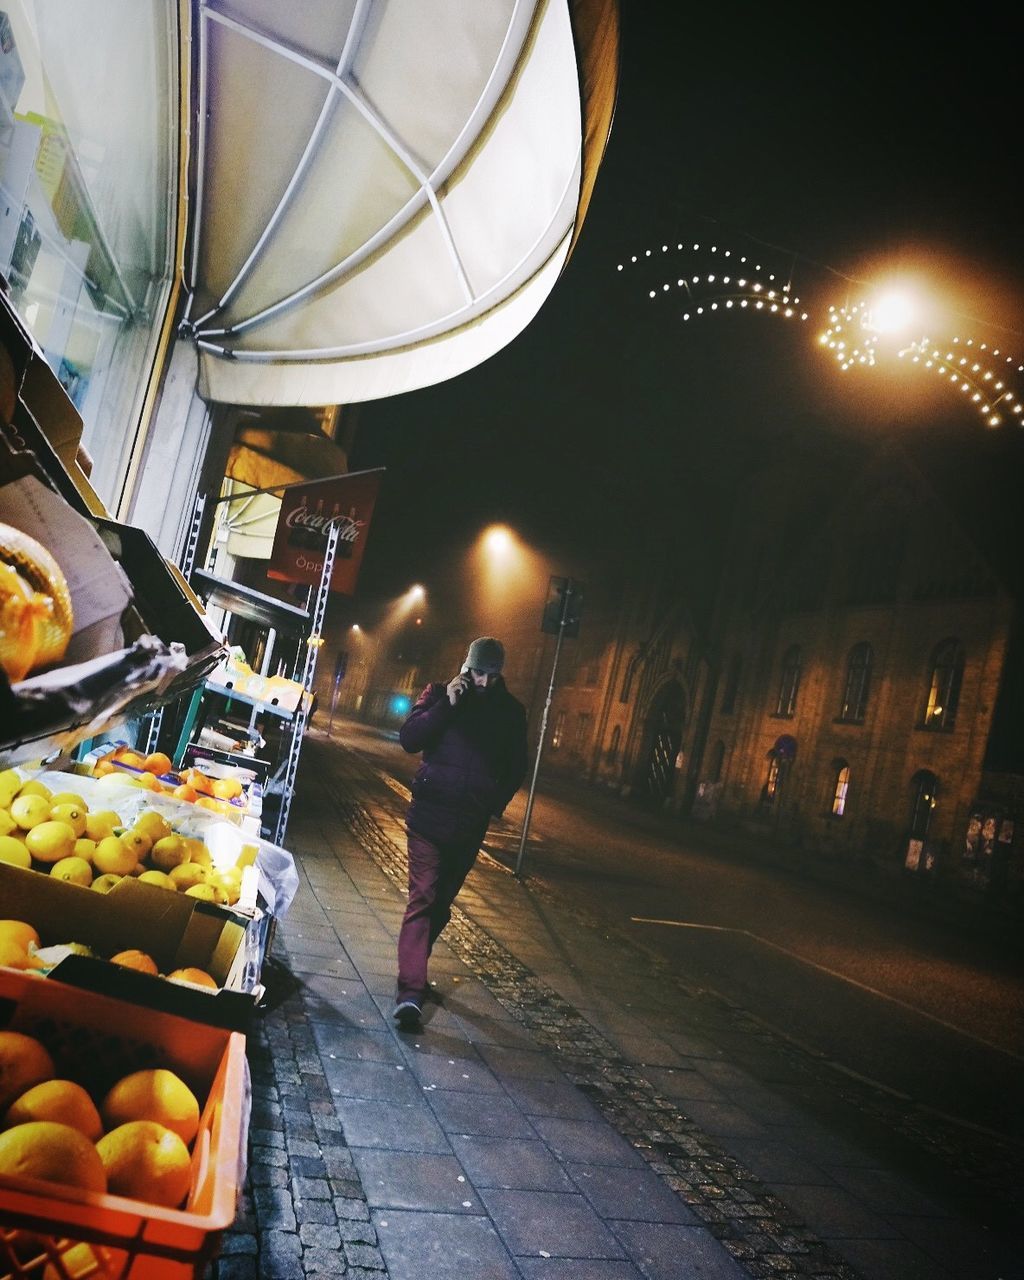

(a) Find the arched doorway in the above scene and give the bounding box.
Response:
[637,682,687,804]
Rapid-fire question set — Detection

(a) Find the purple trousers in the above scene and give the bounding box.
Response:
[396,827,479,1003]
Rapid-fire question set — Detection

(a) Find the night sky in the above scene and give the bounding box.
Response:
[347,6,1024,622]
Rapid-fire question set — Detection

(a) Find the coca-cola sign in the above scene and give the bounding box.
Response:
[268,469,383,595]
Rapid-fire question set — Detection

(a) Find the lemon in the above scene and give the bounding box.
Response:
[137,869,175,891]
[93,835,138,876]
[9,793,50,830]
[101,1068,200,1145]
[96,1120,191,1207]
[74,837,97,861]
[49,791,87,810]
[183,838,212,867]
[15,780,51,801]
[0,768,23,808]
[208,873,240,906]
[0,1121,106,1193]
[50,856,93,887]
[0,808,18,838]
[49,802,87,838]
[0,1030,55,1111]
[0,835,31,868]
[43,1242,105,1280]
[169,862,208,891]
[84,810,121,840]
[184,881,226,905]
[134,810,172,843]
[24,820,76,863]
[121,827,152,859]
[91,872,123,893]
[150,834,189,871]
[4,1079,103,1140]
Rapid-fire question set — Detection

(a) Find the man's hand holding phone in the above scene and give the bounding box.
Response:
[447,671,473,705]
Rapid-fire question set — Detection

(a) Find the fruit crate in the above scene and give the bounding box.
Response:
[0,971,248,1279]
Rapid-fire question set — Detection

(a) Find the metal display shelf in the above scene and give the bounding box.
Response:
[190,569,310,635]
[168,493,338,847]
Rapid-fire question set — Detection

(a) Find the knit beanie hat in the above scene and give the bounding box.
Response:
[463,636,505,674]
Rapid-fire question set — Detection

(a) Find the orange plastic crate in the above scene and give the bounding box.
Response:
[0,971,248,1279]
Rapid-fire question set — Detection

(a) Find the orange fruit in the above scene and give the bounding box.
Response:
[101,1068,200,1145]
[0,937,42,971]
[172,784,197,803]
[109,949,159,976]
[96,1120,191,1207]
[182,769,213,796]
[0,1031,55,1111]
[143,752,173,775]
[0,920,40,951]
[93,758,115,776]
[4,1079,103,1140]
[211,776,242,801]
[0,1121,106,1193]
[116,751,145,770]
[128,772,160,792]
[166,966,218,990]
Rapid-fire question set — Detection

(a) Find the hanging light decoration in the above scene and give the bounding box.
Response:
[619,237,1024,432]
[898,336,1024,428]
[618,242,809,324]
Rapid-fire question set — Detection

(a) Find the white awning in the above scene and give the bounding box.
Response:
[184,0,617,407]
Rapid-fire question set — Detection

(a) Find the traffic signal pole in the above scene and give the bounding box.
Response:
[514,577,577,878]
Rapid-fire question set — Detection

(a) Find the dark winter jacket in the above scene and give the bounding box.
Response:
[400,676,528,845]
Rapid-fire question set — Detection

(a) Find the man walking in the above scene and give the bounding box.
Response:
[393,636,528,1029]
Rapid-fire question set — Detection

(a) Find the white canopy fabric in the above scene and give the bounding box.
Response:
[183,0,616,407]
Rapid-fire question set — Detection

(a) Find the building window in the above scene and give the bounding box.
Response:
[551,709,566,750]
[908,769,938,838]
[721,654,741,714]
[830,761,850,816]
[607,724,621,765]
[922,639,964,731]
[761,754,783,810]
[775,645,802,717]
[838,642,872,722]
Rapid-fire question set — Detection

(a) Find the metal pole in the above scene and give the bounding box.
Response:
[514,582,571,879]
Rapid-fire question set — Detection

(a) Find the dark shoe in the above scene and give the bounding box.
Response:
[392,999,422,1029]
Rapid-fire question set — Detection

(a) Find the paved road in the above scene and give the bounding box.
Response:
[327,716,1024,1151]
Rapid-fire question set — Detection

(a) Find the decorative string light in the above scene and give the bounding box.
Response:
[619,239,1023,431]
[899,336,1024,427]
[625,243,808,324]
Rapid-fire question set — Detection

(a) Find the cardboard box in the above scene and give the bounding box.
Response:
[0,861,263,1031]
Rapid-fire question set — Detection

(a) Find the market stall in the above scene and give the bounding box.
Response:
[0,292,294,1278]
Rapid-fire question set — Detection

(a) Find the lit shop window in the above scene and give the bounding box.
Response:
[551,708,566,750]
[0,4,177,510]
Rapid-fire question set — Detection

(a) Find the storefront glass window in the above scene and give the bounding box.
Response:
[0,3,176,510]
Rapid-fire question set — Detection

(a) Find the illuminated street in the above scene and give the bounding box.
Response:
[322,716,1023,1204]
